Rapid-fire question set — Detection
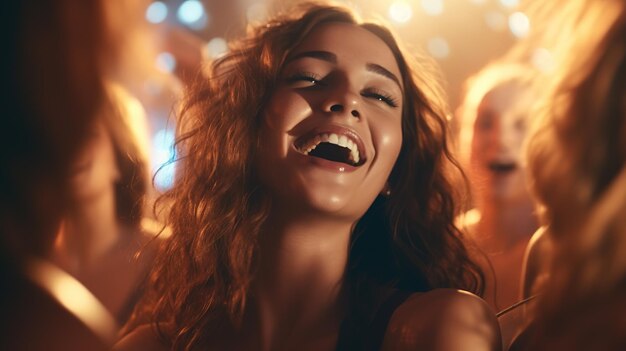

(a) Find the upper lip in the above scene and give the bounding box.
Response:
[293,125,367,165]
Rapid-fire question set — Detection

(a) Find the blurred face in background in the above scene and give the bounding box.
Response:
[470,82,534,203]
[69,120,119,202]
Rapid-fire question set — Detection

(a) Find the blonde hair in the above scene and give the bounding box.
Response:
[524,0,626,348]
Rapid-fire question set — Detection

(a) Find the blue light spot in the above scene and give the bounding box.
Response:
[155,52,176,73]
[152,128,176,191]
[177,0,204,24]
[146,2,168,24]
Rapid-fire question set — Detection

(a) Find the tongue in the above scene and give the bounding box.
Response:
[309,143,351,165]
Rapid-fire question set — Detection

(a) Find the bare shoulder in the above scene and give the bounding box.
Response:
[522,226,552,298]
[525,226,551,261]
[381,289,502,351]
[113,324,169,351]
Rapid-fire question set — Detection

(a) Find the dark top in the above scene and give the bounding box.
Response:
[335,289,412,351]
[1,259,108,351]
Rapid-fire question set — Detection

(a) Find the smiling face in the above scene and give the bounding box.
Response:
[257,22,404,220]
[470,82,533,203]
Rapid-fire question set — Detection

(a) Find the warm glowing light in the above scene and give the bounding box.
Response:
[469,0,487,5]
[177,0,209,29]
[141,218,173,238]
[421,0,444,16]
[204,37,228,59]
[146,1,168,24]
[485,11,507,31]
[156,52,176,73]
[508,11,530,38]
[499,0,520,9]
[153,128,177,191]
[427,37,450,59]
[26,259,118,343]
[388,1,413,24]
[532,48,555,73]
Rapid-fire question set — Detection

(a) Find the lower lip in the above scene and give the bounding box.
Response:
[298,152,359,173]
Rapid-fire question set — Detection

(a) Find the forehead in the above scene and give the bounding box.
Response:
[289,22,402,79]
[478,82,534,118]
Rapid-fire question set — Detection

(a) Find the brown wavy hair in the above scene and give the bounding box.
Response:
[126,2,483,348]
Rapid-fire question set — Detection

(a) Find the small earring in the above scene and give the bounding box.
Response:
[381,183,391,197]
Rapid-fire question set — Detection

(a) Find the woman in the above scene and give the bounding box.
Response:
[457,62,539,313]
[3,0,118,349]
[117,3,500,350]
[512,0,626,349]
[49,82,158,326]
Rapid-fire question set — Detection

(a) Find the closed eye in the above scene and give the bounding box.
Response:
[361,88,399,108]
[286,71,324,88]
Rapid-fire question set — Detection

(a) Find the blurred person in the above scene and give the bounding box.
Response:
[116,2,501,350]
[49,82,159,326]
[1,0,119,350]
[456,62,540,313]
[510,0,626,349]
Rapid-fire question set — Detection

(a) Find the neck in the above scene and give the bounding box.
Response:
[252,211,353,350]
[51,187,120,273]
[474,196,538,252]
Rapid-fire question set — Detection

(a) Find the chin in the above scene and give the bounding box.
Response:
[284,187,377,221]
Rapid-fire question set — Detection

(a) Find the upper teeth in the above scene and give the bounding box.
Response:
[299,133,360,164]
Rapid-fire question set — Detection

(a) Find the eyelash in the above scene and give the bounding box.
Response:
[286,71,399,108]
[286,72,323,85]
[362,89,399,108]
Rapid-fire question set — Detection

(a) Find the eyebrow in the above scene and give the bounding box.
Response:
[287,50,337,64]
[286,50,402,90]
[365,63,402,90]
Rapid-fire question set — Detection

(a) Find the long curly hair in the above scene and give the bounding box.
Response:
[126,2,483,348]
[525,0,626,348]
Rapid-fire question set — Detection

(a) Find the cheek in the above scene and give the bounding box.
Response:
[470,132,487,157]
[371,116,403,173]
[263,90,312,132]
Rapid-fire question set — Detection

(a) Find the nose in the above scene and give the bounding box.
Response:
[490,120,518,154]
[322,84,361,119]
[328,103,360,118]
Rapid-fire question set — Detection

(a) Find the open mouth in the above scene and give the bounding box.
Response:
[488,161,517,173]
[295,132,365,167]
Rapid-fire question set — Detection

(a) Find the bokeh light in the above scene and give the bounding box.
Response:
[204,37,229,60]
[388,1,413,24]
[421,0,444,16]
[532,47,555,73]
[427,37,450,59]
[155,52,176,73]
[499,0,520,9]
[485,11,507,31]
[177,0,209,30]
[508,11,530,38]
[246,2,269,24]
[146,1,168,24]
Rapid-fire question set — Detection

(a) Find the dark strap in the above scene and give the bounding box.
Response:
[336,289,412,351]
